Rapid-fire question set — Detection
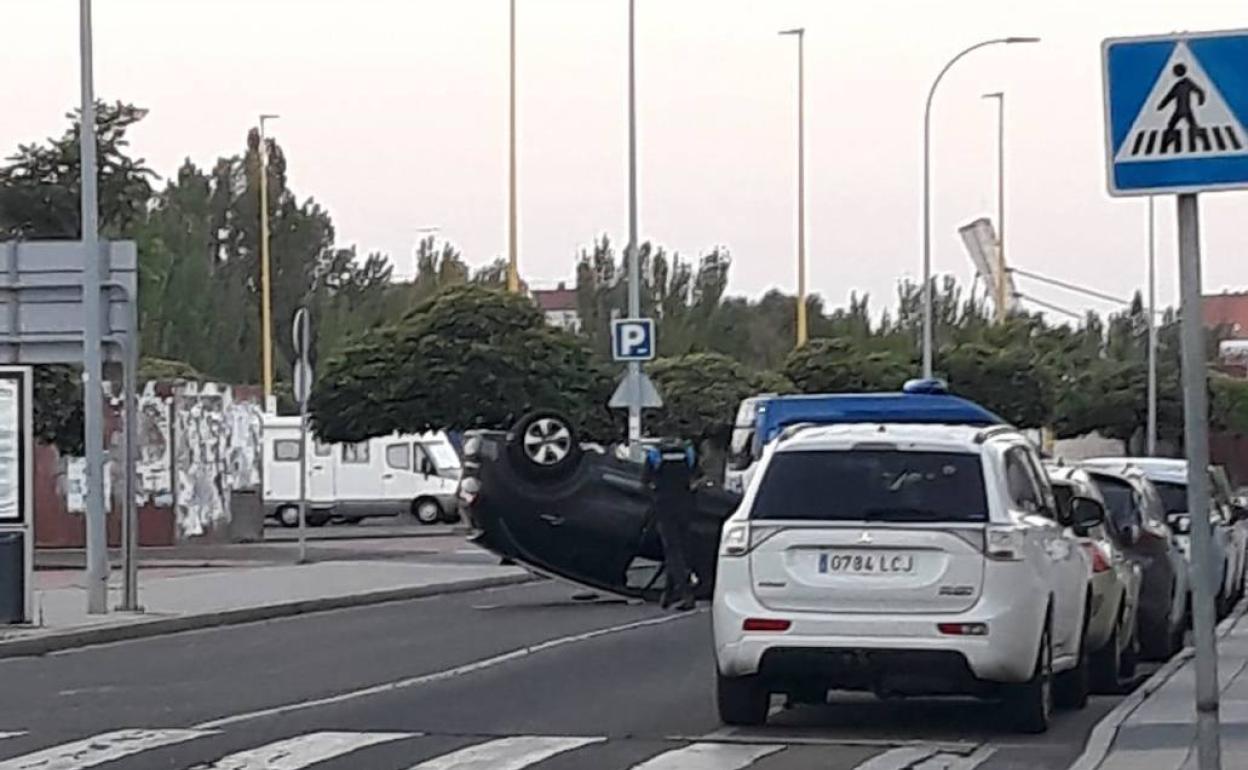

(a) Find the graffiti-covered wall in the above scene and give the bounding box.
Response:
[39,381,264,546]
[170,383,263,539]
[135,383,173,507]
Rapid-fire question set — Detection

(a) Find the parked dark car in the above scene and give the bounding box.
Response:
[458,412,740,601]
[1082,463,1190,661]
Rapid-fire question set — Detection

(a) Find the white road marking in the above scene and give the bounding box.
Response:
[197,731,413,769]
[0,729,210,770]
[685,730,970,751]
[195,612,698,729]
[914,747,997,770]
[407,736,602,769]
[0,733,25,741]
[631,742,784,770]
[852,746,941,769]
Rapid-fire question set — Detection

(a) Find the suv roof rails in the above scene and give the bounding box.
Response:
[777,422,818,443]
[973,424,1020,444]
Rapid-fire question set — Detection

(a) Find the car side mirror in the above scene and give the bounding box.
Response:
[1070,496,1105,534]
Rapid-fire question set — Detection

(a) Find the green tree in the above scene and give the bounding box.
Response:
[648,354,791,445]
[0,102,156,452]
[139,129,350,385]
[310,285,615,442]
[782,338,912,394]
[938,342,1052,427]
[0,101,155,240]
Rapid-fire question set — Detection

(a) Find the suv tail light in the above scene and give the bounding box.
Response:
[986,526,1026,561]
[1082,541,1112,573]
[938,622,988,636]
[720,523,781,557]
[743,618,791,632]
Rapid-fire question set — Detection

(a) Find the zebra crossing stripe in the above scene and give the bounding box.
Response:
[406,736,603,770]
[0,729,210,770]
[631,742,784,770]
[197,731,414,769]
[852,746,942,769]
[914,747,997,770]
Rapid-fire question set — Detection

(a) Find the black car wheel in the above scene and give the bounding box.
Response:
[1091,608,1124,694]
[1008,620,1054,734]
[1120,623,1140,682]
[507,411,582,480]
[1056,609,1090,710]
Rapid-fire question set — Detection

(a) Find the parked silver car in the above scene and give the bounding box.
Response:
[1048,465,1142,691]
[1080,462,1190,661]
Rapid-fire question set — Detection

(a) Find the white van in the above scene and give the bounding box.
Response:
[262,416,462,526]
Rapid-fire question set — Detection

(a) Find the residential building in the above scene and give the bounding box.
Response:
[531,282,581,333]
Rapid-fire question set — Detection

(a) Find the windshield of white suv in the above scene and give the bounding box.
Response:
[750,450,988,522]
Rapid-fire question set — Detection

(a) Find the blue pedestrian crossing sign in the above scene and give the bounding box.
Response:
[1103,29,1248,196]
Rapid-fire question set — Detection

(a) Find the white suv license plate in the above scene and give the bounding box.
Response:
[818,551,916,575]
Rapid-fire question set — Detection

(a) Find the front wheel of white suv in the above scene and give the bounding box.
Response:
[1007,622,1054,734]
[1055,613,1090,710]
[716,672,769,726]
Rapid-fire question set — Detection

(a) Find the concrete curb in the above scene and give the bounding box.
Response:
[0,573,537,660]
[1068,598,1248,770]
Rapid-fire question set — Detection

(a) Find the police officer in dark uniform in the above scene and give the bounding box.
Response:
[644,439,697,611]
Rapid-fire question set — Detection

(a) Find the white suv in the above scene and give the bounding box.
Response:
[712,423,1097,733]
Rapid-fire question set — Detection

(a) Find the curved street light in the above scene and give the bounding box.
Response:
[921,36,1039,378]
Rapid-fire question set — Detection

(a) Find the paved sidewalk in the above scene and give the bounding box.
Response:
[1,542,531,658]
[1080,604,1248,769]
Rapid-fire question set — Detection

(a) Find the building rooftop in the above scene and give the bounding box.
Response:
[531,282,578,312]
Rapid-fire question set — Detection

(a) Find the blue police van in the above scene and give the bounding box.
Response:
[724,380,1002,493]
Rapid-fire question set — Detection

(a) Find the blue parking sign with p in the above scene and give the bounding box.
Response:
[1103,29,1248,196]
[612,318,655,361]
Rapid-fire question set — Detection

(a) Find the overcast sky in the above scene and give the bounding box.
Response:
[3,0,1247,320]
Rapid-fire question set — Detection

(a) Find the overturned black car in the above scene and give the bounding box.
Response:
[458,411,741,601]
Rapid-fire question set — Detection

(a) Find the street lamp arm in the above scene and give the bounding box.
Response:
[925,39,1014,120]
[920,35,1037,378]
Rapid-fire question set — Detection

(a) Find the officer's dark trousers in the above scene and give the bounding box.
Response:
[655,504,694,603]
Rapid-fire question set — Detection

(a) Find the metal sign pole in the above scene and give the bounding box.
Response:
[297,398,309,566]
[293,307,310,565]
[119,295,140,611]
[625,0,642,447]
[79,0,108,616]
[1147,195,1158,456]
[1176,192,1222,770]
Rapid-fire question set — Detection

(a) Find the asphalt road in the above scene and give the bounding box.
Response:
[0,581,1138,770]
